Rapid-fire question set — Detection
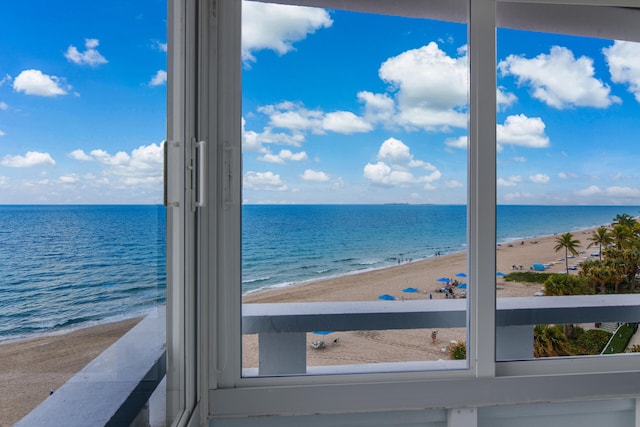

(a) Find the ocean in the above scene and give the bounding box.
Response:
[1,204,638,341]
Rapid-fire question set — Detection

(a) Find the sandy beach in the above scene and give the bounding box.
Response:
[0,317,141,426]
[0,226,601,423]
[242,226,600,369]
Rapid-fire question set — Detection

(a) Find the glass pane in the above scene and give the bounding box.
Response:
[496,23,640,361]
[0,1,168,424]
[241,1,469,376]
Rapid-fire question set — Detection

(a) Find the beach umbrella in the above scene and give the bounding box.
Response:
[532,263,545,271]
[313,331,333,335]
[455,273,467,278]
[378,294,396,301]
[496,272,506,277]
[437,277,450,283]
[457,283,467,289]
[402,287,419,293]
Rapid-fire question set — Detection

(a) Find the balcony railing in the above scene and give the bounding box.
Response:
[243,295,640,375]
[17,307,166,427]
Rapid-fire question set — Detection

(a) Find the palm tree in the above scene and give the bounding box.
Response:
[613,213,637,229]
[554,232,581,274]
[611,224,633,249]
[587,226,613,260]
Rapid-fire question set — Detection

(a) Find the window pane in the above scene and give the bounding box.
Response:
[241,1,469,376]
[496,23,640,361]
[0,1,168,423]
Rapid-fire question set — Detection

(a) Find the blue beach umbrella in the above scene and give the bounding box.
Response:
[458,283,467,289]
[378,294,396,301]
[455,273,467,278]
[437,277,450,283]
[496,272,506,277]
[313,331,333,335]
[402,287,419,293]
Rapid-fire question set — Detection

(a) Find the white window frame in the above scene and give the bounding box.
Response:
[167,0,640,423]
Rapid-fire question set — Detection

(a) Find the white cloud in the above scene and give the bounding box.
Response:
[603,40,640,103]
[445,136,468,149]
[529,173,550,184]
[514,156,527,163]
[69,149,93,161]
[65,38,108,66]
[0,176,8,187]
[357,91,395,125]
[241,1,332,64]
[0,130,5,137]
[445,180,463,188]
[13,69,69,97]
[322,111,372,134]
[575,185,602,196]
[575,185,640,200]
[258,102,370,135]
[71,142,164,186]
[59,174,80,183]
[149,70,167,87]
[0,74,11,86]
[378,42,468,131]
[152,40,168,52]
[0,101,8,110]
[497,86,517,110]
[497,175,522,187]
[242,117,304,152]
[300,169,330,182]
[259,149,308,164]
[243,171,288,191]
[1,151,56,168]
[497,114,549,148]
[499,46,619,109]
[363,137,441,187]
[503,191,534,201]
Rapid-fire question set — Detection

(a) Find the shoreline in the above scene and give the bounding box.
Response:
[241,224,605,369]
[242,221,614,299]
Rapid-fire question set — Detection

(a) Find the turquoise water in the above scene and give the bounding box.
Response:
[1,204,637,341]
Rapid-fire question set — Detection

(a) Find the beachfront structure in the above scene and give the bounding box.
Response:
[18,0,640,426]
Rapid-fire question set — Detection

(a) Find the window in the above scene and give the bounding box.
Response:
[240,1,470,377]
[166,0,640,423]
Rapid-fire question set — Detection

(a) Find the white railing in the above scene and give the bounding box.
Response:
[17,307,166,427]
[243,295,640,375]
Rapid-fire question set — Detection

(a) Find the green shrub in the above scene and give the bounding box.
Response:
[544,275,593,296]
[573,329,612,355]
[449,341,466,360]
[504,271,553,284]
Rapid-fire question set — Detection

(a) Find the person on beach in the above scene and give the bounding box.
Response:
[431,330,438,344]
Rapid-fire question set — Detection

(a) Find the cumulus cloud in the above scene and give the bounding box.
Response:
[322,111,372,134]
[13,69,70,97]
[357,91,396,125]
[445,136,468,150]
[152,40,168,52]
[300,169,330,182]
[377,42,468,131]
[0,101,8,110]
[65,38,108,66]
[499,46,619,109]
[603,40,640,103]
[0,130,5,137]
[497,175,522,187]
[149,70,167,87]
[363,137,441,187]
[69,149,93,161]
[1,151,56,168]
[243,171,288,191]
[529,173,550,184]
[258,101,370,135]
[68,142,164,186]
[259,149,308,164]
[242,2,332,64]
[242,117,305,152]
[497,114,549,148]
[59,174,80,183]
[497,86,517,110]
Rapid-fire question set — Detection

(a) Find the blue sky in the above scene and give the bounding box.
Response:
[1,2,640,205]
[0,0,166,204]
[241,3,640,206]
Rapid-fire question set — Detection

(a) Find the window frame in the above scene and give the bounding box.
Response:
[166,0,640,421]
